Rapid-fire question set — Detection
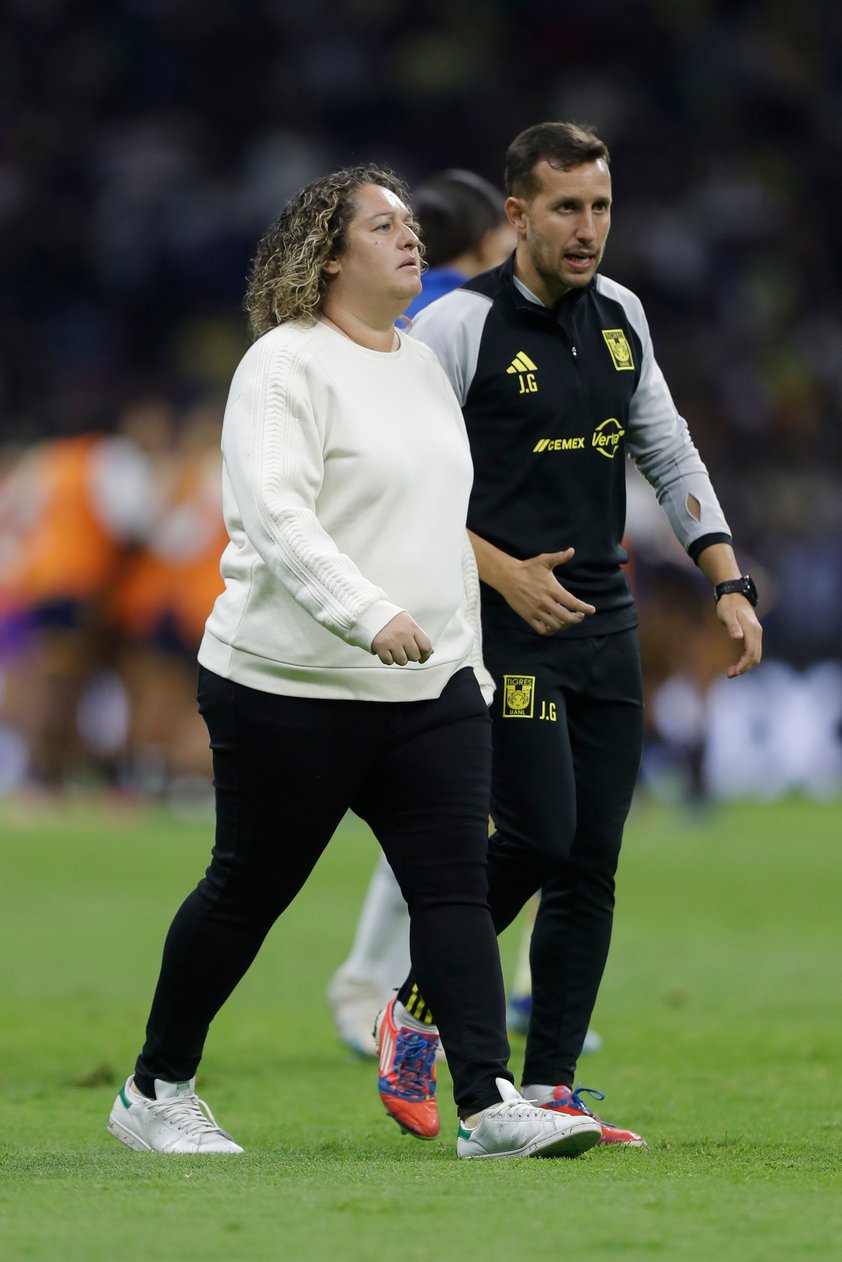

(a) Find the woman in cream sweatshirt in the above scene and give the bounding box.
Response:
[106,165,600,1163]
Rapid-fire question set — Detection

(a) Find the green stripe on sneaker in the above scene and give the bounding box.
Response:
[457,1123,473,1139]
[119,1087,132,1109]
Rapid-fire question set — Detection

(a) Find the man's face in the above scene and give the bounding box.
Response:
[506,159,612,304]
[324,183,422,309]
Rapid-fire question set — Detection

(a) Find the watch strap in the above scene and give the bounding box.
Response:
[714,575,757,606]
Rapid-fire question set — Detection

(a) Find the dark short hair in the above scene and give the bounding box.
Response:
[413,169,504,267]
[504,122,610,198]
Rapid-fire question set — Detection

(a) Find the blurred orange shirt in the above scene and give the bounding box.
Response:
[3,435,125,608]
[110,449,226,650]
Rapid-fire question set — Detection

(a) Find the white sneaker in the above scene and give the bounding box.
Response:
[107,1076,244,1153]
[456,1078,602,1159]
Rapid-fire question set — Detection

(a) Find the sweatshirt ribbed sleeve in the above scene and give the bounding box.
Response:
[222,334,403,651]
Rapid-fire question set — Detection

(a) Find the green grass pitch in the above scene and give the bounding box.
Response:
[0,794,840,1261]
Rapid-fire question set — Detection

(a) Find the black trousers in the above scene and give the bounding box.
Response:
[135,665,511,1115]
[481,618,645,1086]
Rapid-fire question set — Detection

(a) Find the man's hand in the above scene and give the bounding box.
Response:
[371,612,434,665]
[696,544,763,679]
[497,547,596,635]
[716,594,763,678]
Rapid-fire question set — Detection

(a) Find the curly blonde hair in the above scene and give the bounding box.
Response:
[244,164,416,341]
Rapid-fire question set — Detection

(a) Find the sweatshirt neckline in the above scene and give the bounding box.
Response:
[317,319,407,360]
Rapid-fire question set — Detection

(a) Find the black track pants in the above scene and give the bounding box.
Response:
[134,666,511,1115]
[482,620,645,1086]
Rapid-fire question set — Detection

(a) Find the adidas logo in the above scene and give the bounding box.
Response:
[507,351,538,394]
[506,351,537,375]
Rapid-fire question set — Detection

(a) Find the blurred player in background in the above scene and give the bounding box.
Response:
[107,163,601,1160]
[110,396,228,803]
[404,169,515,317]
[377,121,762,1148]
[326,168,516,1056]
[0,402,165,788]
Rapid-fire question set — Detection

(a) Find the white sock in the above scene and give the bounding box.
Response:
[520,1084,557,1104]
[393,998,438,1035]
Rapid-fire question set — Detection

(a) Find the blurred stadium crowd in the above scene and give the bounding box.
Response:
[1,0,840,800]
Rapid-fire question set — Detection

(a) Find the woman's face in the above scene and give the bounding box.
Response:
[324,183,422,314]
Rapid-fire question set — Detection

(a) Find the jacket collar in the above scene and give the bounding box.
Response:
[500,252,593,320]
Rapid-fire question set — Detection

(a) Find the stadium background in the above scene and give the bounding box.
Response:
[1,0,841,802]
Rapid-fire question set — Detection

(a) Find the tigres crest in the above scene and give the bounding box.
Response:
[502,675,535,718]
[601,329,635,371]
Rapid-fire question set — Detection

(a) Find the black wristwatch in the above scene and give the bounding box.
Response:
[713,575,758,607]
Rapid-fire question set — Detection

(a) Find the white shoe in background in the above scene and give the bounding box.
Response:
[327,971,384,1057]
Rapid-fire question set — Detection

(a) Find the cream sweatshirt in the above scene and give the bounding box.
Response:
[199,319,481,701]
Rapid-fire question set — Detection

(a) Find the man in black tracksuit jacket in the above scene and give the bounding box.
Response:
[396,122,763,1145]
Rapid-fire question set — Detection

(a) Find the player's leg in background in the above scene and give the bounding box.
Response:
[327,852,410,1056]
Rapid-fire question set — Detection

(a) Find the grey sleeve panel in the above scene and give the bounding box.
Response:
[408,289,493,406]
[597,275,732,552]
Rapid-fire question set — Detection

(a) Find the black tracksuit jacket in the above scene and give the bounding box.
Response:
[410,255,731,638]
